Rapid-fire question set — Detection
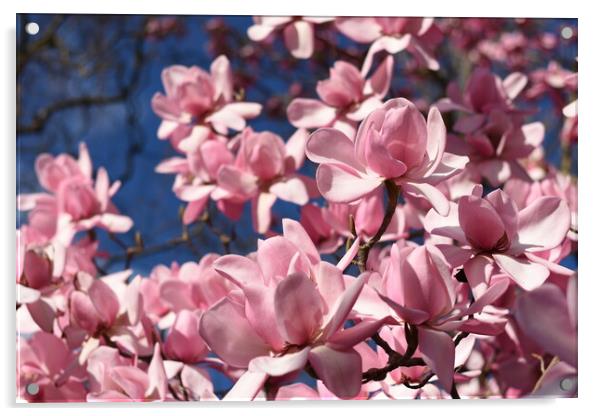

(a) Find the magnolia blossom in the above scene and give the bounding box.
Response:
[86,344,168,401]
[287,57,393,138]
[335,17,441,74]
[18,143,133,245]
[151,56,262,152]
[155,139,237,224]
[18,332,87,402]
[364,243,509,392]
[425,185,571,293]
[198,219,388,399]
[306,98,468,215]
[526,61,577,101]
[504,170,577,241]
[436,67,528,134]
[247,17,333,59]
[436,67,544,186]
[139,254,235,328]
[215,128,317,233]
[445,119,545,186]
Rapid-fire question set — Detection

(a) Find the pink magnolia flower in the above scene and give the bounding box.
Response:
[247,17,334,59]
[374,243,508,392]
[299,203,344,254]
[424,185,571,293]
[18,142,133,244]
[155,139,236,224]
[198,219,385,399]
[139,254,235,328]
[445,118,545,187]
[526,61,577,101]
[287,57,393,138]
[86,343,168,401]
[335,17,441,74]
[66,271,158,358]
[436,67,528,134]
[476,32,530,69]
[504,170,577,241]
[151,56,262,152]
[200,272,379,399]
[306,98,468,215]
[215,128,317,233]
[18,332,87,402]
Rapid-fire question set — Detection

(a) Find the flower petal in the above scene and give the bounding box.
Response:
[492,253,549,291]
[417,327,455,393]
[274,273,324,345]
[308,345,362,399]
[198,298,270,368]
[249,346,311,376]
[316,163,383,203]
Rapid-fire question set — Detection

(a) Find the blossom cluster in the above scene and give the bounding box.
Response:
[17,16,577,401]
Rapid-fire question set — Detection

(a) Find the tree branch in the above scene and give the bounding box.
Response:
[356,180,400,272]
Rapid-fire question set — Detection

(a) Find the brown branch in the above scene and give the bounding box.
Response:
[362,324,424,383]
[18,91,128,134]
[356,180,400,272]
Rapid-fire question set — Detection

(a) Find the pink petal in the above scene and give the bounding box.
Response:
[247,24,276,41]
[285,128,309,169]
[402,180,450,216]
[321,273,367,340]
[492,253,549,291]
[517,197,570,251]
[199,298,270,368]
[515,284,577,367]
[26,299,55,333]
[180,365,216,400]
[241,284,285,351]
[284,20,314,59]
[316,164,382,203]
[269,176,310,205]
[110,366,149,400]
[275,383,320,400]
[315,261,346,306]
[256,235,299,282]
[423,203,467,244]
[287,98,337,129]
[212,254,263,287]
[306,128,362,170]
[274,273,324,345]
[282,218,321,264]
[210,55,233,101]
[502,72,528,100]
[98,213,133,233]
[146,343,168,400]
[366,55,393,97]
[159,280,197,311]
[463,255,495,297]
[248,346,311,376]
[308,346,362,399]
[417,327,455,393]
[223,371,268,401]
[327,318,391,349]
[458,195,506,251]
[252,192,277,234]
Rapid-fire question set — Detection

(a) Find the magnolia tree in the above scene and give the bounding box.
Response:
[16,16,577,401]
